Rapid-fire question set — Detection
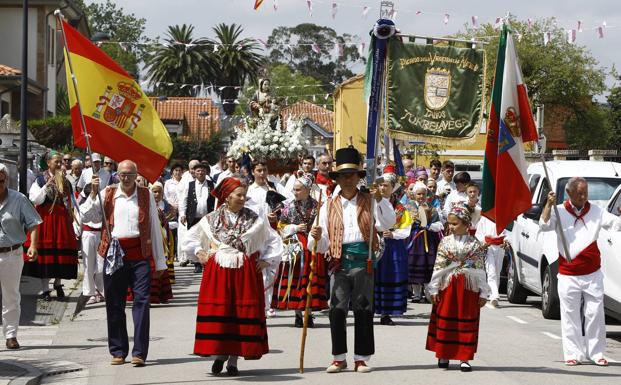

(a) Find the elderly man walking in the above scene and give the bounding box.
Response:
[541,177,621,366]
[81,160,166,366]
[0,163,42,349]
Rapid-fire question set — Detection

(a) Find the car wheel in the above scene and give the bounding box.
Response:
[507,249,529,304]
[541,263,561,320]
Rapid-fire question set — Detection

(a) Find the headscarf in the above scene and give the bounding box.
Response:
[380,172,397,186]
[412,181,428,192]
[211,177,242,208]
[449,202,472,225]
[39,150,60,171]
[150,181,164,191]
[296,173,314,190]
[414,166,428,179]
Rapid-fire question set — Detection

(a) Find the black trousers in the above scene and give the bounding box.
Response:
[104,259,151,359]
[329,267,375,357]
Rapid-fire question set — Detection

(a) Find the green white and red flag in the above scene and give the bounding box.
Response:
[481,25,539,234]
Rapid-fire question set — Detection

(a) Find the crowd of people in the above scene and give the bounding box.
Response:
[0,145,615,375]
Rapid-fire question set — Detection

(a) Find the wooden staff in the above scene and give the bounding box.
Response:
[299,194,322,373]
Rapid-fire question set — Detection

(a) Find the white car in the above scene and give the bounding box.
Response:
[506,160,621,320]
[599,185,621,320]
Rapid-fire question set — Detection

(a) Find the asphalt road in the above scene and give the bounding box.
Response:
[3,264,620,385]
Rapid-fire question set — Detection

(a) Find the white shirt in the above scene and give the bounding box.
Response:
[215,169,233,186]
[164,177,181,207]
[77,167,111,192]
[437,178,456,196]
[246,181,292,208]
[178,178,212,218]
[308,191,396,253]
[80,184,166,271]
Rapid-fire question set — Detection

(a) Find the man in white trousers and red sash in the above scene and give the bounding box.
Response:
[541,177,621,366]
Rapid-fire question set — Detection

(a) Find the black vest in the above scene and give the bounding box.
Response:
[186,179,215,228]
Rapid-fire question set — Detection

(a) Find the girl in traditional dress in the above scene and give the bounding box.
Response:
[426,203,490,372]
[374,173,413,325]
[407,182,443,303]
[183,177,282,376]
[273,174,328,327]
[23,151,78,300]
[147,182,174,303]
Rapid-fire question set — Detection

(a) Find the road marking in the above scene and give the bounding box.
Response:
[506,316,528,324]
[541,331,562,340]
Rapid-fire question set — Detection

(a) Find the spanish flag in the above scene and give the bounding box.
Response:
[61,19,172,182]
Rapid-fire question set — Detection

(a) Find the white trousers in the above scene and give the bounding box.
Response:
[485,245,505,301]
[1,249,24,339]
[81,230,104,296]
[557,269,606,361]
[177,222,191,263]
[263,266,277,311]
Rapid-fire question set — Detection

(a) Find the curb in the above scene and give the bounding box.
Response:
[5,360,42,385]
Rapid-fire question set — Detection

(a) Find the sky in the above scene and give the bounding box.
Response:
[89,0,620,95]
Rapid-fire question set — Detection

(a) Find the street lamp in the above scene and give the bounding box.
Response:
[408,140,426,167]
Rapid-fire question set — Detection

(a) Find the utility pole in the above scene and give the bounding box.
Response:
[19,0,29,194]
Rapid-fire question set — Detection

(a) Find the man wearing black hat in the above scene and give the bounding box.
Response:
[309,147,396,373]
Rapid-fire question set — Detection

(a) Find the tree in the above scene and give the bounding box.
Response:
[171,131,225,165]
[608,74,621,149]
[206,23,264,115]
[237,64,331,114]
[564,103,611,151]
[266,24,363,92]
[29,115,73,149]
[455,17,607,109]
[75,0,150,77]
[144,24,214,97]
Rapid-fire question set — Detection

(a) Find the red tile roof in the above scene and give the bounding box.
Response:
[148,97,220,140]
[0,64,21,76]
[281,100,334,133]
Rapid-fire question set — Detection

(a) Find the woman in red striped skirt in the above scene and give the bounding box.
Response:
[183,177,282,377]
[23,151,78,300]
[273,174,328,327]
[426,203,489,372]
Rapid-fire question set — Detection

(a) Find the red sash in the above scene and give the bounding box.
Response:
[558,241,600,276]
[485,235,505,245]
[316,173,335,197]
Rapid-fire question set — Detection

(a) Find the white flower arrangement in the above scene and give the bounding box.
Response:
[227,116,309,161]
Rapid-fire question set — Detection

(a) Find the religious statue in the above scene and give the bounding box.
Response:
[249,78,281,129]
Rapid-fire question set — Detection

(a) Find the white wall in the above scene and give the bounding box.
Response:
[46,13,56,114]
[0,7,39,81]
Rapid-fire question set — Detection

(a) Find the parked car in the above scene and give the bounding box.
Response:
[599,185,621,320]
[506,160,621,320]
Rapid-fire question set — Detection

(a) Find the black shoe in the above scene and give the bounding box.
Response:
[39,291,52,301]
[211,359,225,374]
[193,263,203,273]
[294,314,303,328]
[307,315,315,328]
[438,359,449,369]
[54,285,65,299]
[380,315,395,325]
[226,366,239,376]
[460,361,472,372]
[180,261,189,267]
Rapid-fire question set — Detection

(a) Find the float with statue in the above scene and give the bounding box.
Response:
[226,77,309,175]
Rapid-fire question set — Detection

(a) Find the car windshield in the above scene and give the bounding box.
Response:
[556,177,621,207]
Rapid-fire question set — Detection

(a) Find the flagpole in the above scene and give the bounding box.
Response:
[539,152,572,263]
[55,11,111,240]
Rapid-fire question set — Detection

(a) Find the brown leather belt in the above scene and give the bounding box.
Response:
[0,244,22,253]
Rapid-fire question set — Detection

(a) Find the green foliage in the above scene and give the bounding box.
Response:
[607,75,621,149]
[564,103,611,151]
[75,0,150,77]
[56,84,70,116]
[144,24,213,97]
[237,64,331,114]
[207,23,265,115]
[266,24,363,92]
[455,17,607,109]
[28,115,73,149]
[171,130,225,165]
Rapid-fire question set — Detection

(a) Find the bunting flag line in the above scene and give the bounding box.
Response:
[306,0,313,16]
[332,2,338,19]
[481,25,539,234]
[59,17,172,182]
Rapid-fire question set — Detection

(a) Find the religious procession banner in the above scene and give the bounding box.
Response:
[60,18,172,182]
[387,40,486,143]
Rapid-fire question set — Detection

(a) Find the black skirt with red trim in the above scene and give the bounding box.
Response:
[426,274,481,361]
[22,202,78,279]
[272,233,328,311]
[194,252,268,359]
